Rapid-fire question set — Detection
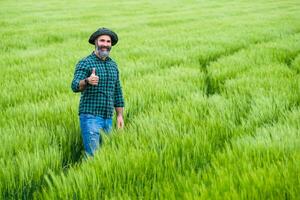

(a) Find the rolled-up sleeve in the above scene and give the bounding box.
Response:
[114,70,125,107]
[71,60,88,92]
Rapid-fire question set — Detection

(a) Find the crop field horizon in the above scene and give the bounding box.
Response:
[0,0,299,199]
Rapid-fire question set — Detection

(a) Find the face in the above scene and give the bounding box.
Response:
[95,35,112,58]
[96,35,112,50]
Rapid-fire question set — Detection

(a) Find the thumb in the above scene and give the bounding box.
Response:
[91,68,96,76]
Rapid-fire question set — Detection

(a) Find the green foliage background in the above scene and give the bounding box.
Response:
[0,0,299,199]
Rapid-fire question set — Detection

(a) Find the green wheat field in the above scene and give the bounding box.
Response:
[1,0,300,199]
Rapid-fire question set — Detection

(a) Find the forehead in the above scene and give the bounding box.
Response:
[97,35,111,41]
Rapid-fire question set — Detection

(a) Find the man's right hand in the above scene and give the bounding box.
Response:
[87,68,99,85]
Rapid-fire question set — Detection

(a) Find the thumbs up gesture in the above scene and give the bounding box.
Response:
[88,68,99,86]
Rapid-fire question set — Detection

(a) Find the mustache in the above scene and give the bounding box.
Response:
[96,45,111,51]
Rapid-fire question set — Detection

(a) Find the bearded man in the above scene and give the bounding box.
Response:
[71,27,125,157]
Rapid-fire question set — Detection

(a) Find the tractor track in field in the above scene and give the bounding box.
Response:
[200,30,300,96]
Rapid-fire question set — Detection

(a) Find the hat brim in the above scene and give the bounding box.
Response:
[88,29,118,46]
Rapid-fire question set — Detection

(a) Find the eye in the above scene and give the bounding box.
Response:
[99,39,111,43]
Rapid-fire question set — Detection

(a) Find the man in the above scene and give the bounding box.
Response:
[71,27,125,157]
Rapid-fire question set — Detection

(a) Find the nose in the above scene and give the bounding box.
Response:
[103,42,111,47]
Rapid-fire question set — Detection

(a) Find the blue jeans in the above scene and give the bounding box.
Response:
[79,114,112,157]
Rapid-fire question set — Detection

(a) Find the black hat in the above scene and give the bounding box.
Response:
[88,27,118,46]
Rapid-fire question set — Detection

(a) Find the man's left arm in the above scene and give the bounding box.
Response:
[114,69,125,129]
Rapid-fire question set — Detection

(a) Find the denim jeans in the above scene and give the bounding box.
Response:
[79,114,112,157]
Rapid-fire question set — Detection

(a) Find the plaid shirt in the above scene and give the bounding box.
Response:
[71,52,124,118]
